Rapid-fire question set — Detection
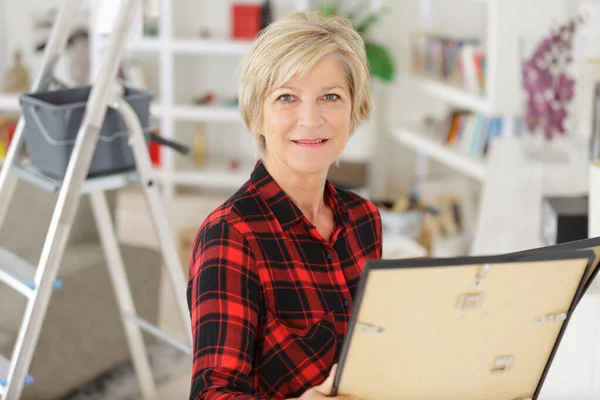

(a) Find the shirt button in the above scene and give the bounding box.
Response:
[344,300,351,307]
[327,253,333,260]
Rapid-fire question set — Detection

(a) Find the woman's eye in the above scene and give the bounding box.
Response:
[323,93,340,101]
[278,94,294,102]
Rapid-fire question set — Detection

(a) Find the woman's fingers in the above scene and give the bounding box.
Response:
[315,364,338,395]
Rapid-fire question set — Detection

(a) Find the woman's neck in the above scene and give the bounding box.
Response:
[261,156,328,224]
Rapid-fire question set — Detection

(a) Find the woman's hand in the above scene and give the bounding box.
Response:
[292,364,360,400]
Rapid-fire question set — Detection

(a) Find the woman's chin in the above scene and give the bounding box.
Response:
[288,157,336,176]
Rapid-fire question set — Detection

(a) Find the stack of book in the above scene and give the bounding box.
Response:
[411,32,486,95]
[435,110,522,159]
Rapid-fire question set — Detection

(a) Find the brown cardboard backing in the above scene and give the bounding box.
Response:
[333,251,595,400]
[510,236,600,293]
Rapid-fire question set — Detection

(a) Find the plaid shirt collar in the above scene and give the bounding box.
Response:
[250,160,351,231]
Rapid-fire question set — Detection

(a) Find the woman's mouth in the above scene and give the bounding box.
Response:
[292,138,329,148]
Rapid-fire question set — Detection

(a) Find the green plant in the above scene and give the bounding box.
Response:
[320,1,395,83]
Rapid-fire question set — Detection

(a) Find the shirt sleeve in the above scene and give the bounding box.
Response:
[187,219,263,400]
[374,207,383,258]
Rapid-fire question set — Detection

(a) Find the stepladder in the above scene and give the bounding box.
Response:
[0,0,193,399]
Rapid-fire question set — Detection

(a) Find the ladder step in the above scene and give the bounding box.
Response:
[0,354,34,395]
[12,163,140,194]
[127,315,192,355]
[0,247,63,297]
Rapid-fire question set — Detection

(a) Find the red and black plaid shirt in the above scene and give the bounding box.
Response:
[187,161,382,400]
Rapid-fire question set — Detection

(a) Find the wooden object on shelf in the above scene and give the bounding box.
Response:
[390,196,410,213]
[416,174,477,234]
[2,49,30,94]
[436,199,460,236]
[327,161,368,189]
[178,225,199,275]
[417,212,439,256]
[193,124,207,167]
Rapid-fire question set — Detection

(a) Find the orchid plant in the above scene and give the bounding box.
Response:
[522,16,584,140]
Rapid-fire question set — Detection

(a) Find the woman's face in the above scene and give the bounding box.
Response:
[261,56,352,176]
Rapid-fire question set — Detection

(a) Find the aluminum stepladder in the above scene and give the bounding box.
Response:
[0,0,192,399]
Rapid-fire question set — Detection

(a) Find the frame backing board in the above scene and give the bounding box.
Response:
[332,251,595,400]
[510,236,600,294]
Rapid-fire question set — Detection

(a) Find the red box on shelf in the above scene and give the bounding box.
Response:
[231,4,262,41]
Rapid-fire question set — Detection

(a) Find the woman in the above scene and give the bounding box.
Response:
[187,10,382,400]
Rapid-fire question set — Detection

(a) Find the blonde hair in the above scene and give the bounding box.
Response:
[238,10,372,159]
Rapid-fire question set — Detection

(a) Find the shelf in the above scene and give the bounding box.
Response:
[125,37,161,52]
[171,39,253,55]
[413,76,492,114]
[125,37,253,55]
[150,103,164,116]
[171,105,242,123]
[164,161,254,189]
[0,93,21,113]
[391,124,488,182]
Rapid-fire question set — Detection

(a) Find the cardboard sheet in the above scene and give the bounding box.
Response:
[510,236,600,295]
[332,250,596,400]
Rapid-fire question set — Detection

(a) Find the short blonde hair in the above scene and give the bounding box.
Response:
[238,11,372,158]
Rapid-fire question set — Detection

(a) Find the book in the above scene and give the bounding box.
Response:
[412,32,486,95]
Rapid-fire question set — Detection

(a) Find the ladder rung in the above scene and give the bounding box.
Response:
[127,315,192,355]
[0,354,34,394]
[12,163,140,194]
[0,247,63,297]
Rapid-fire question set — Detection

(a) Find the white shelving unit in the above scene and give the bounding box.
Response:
[392,0,565,175]
[0,94,19,113]
[170,105,242,123]
[167,161,255,189]
[391,124,487,183]
[126,37,254,55]
[390,0,570,256]
[413,76,492,115]
[90,0,310,198]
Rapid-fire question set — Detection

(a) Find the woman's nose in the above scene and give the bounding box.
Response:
[298,102,324,130]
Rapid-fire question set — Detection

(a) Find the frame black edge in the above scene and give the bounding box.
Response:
[532,250,598,398]
[331,259,372,396]
[331,249,597,399]
[509,236,600,300]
